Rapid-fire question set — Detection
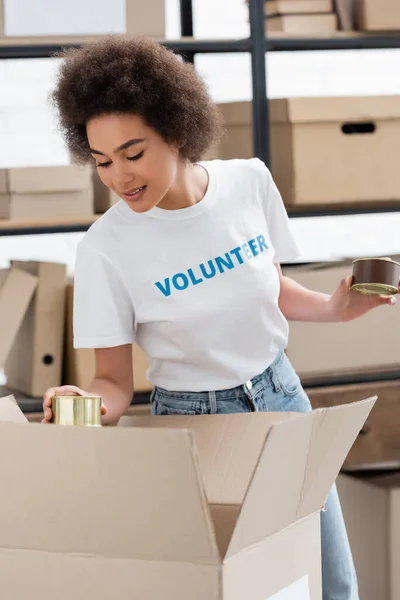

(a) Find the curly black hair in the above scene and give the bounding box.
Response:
[51,35,224,164]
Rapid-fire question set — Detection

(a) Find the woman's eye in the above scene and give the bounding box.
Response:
[97,161,111,168]
[127,151,144,162]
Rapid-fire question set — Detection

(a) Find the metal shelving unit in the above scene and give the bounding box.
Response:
[0,0,400,237]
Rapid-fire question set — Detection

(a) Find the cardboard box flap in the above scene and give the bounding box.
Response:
[4,165,92,194]
[269,96,400,124]
[119,412,298,504]
[295,397,376,519]
[226,397,375,558]
[0,423,219,564]
[0,395,29,423]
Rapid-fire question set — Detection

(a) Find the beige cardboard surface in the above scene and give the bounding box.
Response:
[6,261,67,397]
[307,379,400,471]
[227,397,375,557]
[122,397,375,558]
[0,553,220,600]
[126,0,166,38]
[224,514,321,600]
[93,172,120,213]
[283,261,400,378]
[1,165,92,194]
[356,0,400,31]
[120,412,298,504]
[265,0,332,16]
[0,0,3,36]
[0,421,219,563]
[64,282,152,392]
[337,473,400,600]
[0,395,374,599]
[0,394,29,423]
[0,188,94,219]
[0,268,37,367]
[216,96,400,205]
[266,13,337,32]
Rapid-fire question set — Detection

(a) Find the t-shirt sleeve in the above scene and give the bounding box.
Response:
[253,158,301,263]
[73,241,135,349]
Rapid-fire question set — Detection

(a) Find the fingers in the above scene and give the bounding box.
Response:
[101,405,108,415]
[42,385,89,424]
[379,294,397,306]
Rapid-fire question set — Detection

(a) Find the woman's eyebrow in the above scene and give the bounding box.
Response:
[89,138,146,156]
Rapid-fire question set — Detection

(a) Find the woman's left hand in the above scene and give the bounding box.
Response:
[330,276,397,322]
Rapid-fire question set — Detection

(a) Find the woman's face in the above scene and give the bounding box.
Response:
[87,113,181,213]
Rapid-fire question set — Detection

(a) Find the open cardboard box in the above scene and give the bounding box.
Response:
[0,394,375,600]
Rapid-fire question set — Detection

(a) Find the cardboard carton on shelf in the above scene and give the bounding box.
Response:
[215,95,400,206]
[0,268,38,368]
[266,13,338,33]
[0,165,94,219]
[282,260,400,380]
[306,378,400,472]
[64,282,152,393]
[265,0,333,17]
[337,472,400,600]
[5,261,67,397]
[0,393,375,600]
[93,171,120,213]
[0,0,165,39]
[356,0,400,31]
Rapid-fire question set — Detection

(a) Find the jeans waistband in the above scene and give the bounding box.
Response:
[153,350,285,402]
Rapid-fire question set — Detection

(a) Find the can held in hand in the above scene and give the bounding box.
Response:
[352,257,400,296]
[51,395,102,427]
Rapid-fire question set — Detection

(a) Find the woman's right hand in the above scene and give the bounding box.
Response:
[42,385,90,423]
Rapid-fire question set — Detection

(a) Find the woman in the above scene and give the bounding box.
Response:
[43,36,394,600]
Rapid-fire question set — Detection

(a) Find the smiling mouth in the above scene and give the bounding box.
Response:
[121,185,147,200]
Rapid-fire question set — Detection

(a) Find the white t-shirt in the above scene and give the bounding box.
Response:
[73,158,300,391]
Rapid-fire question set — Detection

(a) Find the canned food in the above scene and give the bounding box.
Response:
[352,257,400,296]
[51,395,102,427]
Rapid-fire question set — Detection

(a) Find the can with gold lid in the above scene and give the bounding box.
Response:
[51,395,102,427]
[352,257,400,296]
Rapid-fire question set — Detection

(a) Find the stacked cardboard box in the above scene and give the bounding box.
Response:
[0,393,375,600]
[64,282,152,393]
[356,0,400,31]
[93,170,120,213]
[0,0,165,39]
[214,95,400,208]
[0,261,67,397]
[0,270,152,398]
[337,472,400,600]
[0,165,94,219]
[282,259,400,381]
[265,0,338,33]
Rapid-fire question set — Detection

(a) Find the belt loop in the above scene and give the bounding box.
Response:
[209,390,217,414]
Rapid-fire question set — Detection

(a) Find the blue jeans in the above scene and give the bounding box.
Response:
[151,351,358,600]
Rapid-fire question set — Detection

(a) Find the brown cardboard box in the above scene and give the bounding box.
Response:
[0,165,94,219]
[0,0,165,38]
[265,0,333,16]
[266,13,337,33]
[307,379,400,471]
[0,393,375,600]
[215,96,400,206]
[0,268,37,367]
[5,261,67,397]
[93,171,120,213]
[337,472,400,600]
[356,0,400,31]
[64,283,152,393]
[282,260,400,380]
